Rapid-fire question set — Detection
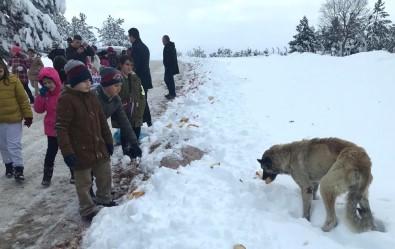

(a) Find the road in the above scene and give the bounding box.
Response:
[0,60,184,249]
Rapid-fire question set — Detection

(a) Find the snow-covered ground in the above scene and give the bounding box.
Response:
[83,52,395,249]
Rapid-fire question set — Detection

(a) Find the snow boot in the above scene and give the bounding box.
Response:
[5,162,14,178]
[69,168,75,184]
[14,166,24,180]
[41,166,53,186]
[97,200,118,207]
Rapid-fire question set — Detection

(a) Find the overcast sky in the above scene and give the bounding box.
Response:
[64,0,395,59]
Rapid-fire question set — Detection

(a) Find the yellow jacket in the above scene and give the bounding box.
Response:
[0,74,33,123]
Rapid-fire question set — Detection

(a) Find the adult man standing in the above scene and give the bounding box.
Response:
[66,35,94,65]
[128,28,153,127]
[162,35,179,100]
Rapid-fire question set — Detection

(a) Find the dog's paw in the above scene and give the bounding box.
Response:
[321,219,338,232]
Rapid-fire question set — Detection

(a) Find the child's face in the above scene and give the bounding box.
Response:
[42,77,56,91]
[0,67,4,79]
[27,51,35,58]
[120,60,133,75]
[73,79,91,92]
[104,83,122,97]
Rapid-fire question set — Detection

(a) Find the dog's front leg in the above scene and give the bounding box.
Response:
[301,186,314,221]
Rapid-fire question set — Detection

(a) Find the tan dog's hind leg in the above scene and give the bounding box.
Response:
[301,187,313,221]
[319,167,348,232]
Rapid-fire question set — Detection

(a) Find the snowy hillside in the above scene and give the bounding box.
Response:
[83,52,395,249]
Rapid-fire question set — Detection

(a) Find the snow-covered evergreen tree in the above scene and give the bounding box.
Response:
[97,15,129,46]
[52,12,72,46]
[0,0,65,56]
[289,16,318,53]
[69,13,97,45]
[318,17,343,55]
[387,25,395,52]
[366,0,393,51]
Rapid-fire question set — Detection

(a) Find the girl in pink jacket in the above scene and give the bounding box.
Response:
[33,67,73,186]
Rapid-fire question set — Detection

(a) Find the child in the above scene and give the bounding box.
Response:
[8,45,34,103]
[33,67,74,186]
[0,60,33,180]
[56,60,117,221]
[115,55,146,153]
[91,67,142,158]
[27,48,44,97]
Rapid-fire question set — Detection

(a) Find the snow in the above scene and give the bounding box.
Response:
[82,51,395,249]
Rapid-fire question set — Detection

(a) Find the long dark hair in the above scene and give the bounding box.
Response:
[118,55,134,72]
[0,59,10,85]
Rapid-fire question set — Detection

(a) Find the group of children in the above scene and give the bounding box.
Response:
[0,53,145,221]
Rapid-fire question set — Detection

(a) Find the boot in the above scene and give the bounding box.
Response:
[69,168,75,184]
[41,166,53,186]
[14,166,24,180]
[5,162,14,178]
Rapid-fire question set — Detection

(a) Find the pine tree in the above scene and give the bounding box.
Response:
[52,13,72,46]
[366,0,393,51]
[97,15,129,46]
[386,24,395,52]
[319,17,343,55]
[0,0,65,56]
[289,16,318,53]
[70,13,97,44]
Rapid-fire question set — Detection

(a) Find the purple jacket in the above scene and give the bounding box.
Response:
[33,67,62,137]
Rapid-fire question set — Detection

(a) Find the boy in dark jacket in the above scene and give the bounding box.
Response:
[56,60,116,222]
[91,67,142,159]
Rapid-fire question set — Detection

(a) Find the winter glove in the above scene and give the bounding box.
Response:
[39,86,49,97]
[129,143,142,158]
[23,117,33,128]
[106,144,114,156]
[17,66,23,71]
[64,154,77,169]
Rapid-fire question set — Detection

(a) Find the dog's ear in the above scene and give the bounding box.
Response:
[258,157,272,169]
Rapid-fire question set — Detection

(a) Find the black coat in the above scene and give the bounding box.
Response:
[131,38,153,91]
[163,42,179,75]
[66,45,94,65]
[91,86,138,144]
[48,48,66,62]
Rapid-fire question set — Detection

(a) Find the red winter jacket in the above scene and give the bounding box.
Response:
[33,67,63,137]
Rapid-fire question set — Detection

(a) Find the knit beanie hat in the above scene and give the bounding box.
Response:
[64,60,92,87]
[100,67,123,87]
[11,45,22,53]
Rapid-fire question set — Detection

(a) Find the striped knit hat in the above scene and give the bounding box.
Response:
[99,67,123,87]
[64,60,92,87]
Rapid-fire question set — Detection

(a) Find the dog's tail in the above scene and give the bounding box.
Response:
[345,171,376,232]
[343,147,377,233]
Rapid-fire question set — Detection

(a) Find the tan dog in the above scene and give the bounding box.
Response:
[257,137,377,232]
